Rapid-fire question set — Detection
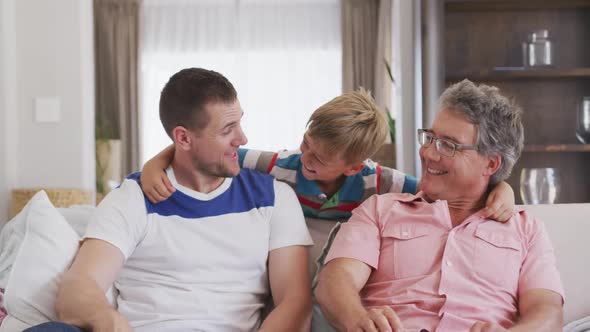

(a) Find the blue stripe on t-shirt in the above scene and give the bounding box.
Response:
[127,169,275,219]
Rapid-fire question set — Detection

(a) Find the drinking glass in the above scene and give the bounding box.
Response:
[576,97,590,144]
[520,168,560,204]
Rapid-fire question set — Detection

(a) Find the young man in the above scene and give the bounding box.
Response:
[26,68,313,332]
[141,89,515,222]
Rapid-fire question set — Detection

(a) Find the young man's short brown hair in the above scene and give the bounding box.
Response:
[159,68,237,139]
[306,89,389,164]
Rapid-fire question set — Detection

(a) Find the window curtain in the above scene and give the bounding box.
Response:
[341,0,392,118]
[140,0,342,163]
[94,0,141,176]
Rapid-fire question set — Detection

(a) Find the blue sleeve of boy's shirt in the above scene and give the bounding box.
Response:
[401,175,418,194]
[237,148,249,167]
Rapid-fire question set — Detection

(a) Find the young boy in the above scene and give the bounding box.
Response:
[140,89,515,221]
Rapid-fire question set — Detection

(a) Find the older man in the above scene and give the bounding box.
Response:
[315,80,564,332]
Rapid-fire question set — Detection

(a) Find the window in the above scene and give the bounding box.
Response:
[140,0,341,164]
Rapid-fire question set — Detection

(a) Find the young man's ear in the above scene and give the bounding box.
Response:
[172,126,192,151]
[483,154,502,177]
[343,162,365,176]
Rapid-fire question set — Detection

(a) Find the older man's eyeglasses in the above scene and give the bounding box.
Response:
[417,129,478,157]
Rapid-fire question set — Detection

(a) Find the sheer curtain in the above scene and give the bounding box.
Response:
[140,0,342,164]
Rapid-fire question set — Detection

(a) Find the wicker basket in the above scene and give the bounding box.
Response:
[10,188,93,219]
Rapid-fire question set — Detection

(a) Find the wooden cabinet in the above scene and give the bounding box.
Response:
[443,0,590,203]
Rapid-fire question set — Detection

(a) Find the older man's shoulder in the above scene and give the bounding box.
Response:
[360,192,429,217]
[494,206,546,238]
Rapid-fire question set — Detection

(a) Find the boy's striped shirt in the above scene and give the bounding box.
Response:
[238,148,418,221]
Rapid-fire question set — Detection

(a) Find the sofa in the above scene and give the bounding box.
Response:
[0,191,589,331]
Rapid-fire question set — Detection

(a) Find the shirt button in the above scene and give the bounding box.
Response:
[401,231,409,237]
[446,260,453,267]
[319,193,327,200]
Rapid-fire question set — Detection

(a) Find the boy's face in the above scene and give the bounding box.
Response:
[299,133,363,183]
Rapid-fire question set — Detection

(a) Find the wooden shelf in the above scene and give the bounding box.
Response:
[446,68,590,82]
[446,0,590,11]
[524,144,590,152]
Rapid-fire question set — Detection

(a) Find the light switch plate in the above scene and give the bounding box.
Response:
[34,97,61,123]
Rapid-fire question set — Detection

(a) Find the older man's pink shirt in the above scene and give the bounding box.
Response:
[325,192,564,332]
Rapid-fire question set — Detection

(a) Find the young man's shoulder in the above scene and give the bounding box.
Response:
[102,172,148,207]
[235,168,276,185]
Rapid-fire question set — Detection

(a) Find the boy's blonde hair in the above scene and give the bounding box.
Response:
[306,89,389,164]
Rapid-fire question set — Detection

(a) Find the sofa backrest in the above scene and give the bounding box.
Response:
[524,203,590,324]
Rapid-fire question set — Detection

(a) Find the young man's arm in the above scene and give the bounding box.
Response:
[258,181,314,331]
[258,246,311,332]
[57,180,148,331]
[56,239,132,331]
[315,258,404,332]
[469,289,562,332]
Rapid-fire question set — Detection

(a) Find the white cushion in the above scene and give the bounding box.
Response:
[523,204,590,324]
[3,191,80,327]
[0,212,28,289]
[0,315,29,332]
[58,205,96,237]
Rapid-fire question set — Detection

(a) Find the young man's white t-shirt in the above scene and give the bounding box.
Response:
[84,168,313,331]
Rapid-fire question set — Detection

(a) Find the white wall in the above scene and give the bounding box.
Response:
[0,0,17,223]
[0,0,95,221]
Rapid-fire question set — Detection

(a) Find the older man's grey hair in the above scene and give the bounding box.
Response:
[439,79,524,186]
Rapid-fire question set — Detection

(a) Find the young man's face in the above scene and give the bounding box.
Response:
[299,133,360,183]
[187,99,247,178]
[419,108,492,202]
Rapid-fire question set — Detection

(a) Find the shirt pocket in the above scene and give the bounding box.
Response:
[381,225,442,280]
[474,226,522,288]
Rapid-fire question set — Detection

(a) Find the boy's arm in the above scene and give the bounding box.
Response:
[378,164,418,195]
[484,181,516,223]
[238,148,278,173]
[378,164,515,223]
[140,144,176,203]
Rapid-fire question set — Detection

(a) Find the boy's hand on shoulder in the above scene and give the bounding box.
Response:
[484,181,515,223]
[140,161,175,204]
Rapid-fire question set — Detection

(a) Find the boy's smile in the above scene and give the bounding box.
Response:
[299,133,366,196]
